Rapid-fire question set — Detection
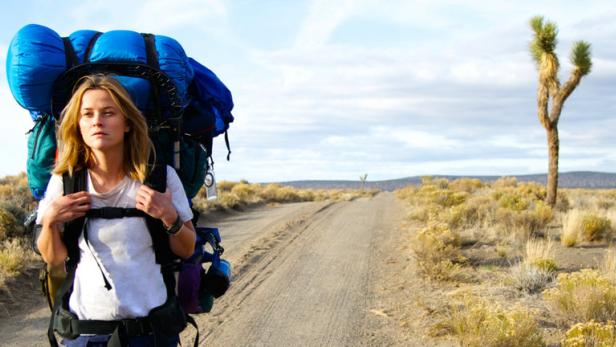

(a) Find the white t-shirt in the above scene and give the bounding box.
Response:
[36,166,193,320]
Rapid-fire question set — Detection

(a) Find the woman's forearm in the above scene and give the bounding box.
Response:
[37,221,68,267]
[169,221,196,259]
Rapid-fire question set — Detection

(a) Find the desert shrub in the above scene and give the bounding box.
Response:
[600,248,616,284]
[0,207,23,242]
[509,261,554,293]
[562,210,583,247]
[231,183,263,204]
[596,198,614,210]
[498,192,530,211]
[533,201,554,227]
[216,193,243,210]
[421,176,449,189]
[580,214,612,242]
[556,192,571,212]
[525,238,557,272]
[261,184,288,202]
[442,294,545,347]
[0,238,37,287]
[543,269,616,325]
[494,208,549,241]
[492,176,518,188]
[450,178,484,193]
[396,185,417,201]
[0,172,35,211]
[412,222,465,281]
[508,238,556,292]
[431,189,468,207]
[216,180,238,192]
[409,203,443,223]
[562,320,616,347]
[517,182,547,201]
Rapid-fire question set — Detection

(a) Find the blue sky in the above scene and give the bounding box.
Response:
[1,0,616,182]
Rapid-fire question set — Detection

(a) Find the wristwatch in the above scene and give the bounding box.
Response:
[164,214,183,236]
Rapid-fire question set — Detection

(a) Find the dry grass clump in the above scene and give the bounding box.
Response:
[509,262,554,293]
[526,238,557,272]
[498,192,530,211]
[600,248,616,284]
[561,210,612,246]
[0,238,37,287]
[440,294,545,347]
[562,320,616,347]
[494,204,553,242]
[449,178,484,193]
[412,222,465,281]
[509,238,557,293]
[543,269,616,325]
[581,214,612,242]
[562,210,583,247]
[0,173,35,242]
[492,176,519,188]
[395,185,417,201]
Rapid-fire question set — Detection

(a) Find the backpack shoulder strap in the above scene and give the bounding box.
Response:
[144,164,177,268]
[62,169,87,267]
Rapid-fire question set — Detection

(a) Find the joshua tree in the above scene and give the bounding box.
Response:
[359,173,368,190]
[529,16,592,207]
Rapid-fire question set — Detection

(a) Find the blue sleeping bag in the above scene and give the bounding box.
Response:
[6,24,234,199]
[6,24,194,120]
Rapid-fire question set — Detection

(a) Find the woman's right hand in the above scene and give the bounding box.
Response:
[42,191,91,228]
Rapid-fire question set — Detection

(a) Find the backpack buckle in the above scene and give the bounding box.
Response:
[121,318,152,336]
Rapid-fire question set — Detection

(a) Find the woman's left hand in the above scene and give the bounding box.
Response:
[135,184,177,226]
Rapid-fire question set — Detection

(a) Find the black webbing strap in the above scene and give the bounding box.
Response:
[141,33,160,69]
[62,37,78,68]
[141,33,165,126]
[186,315,200,347]
[86,207,148,219]
[83,32,103,63]
[224,130,231,161]
[62,170,87,267]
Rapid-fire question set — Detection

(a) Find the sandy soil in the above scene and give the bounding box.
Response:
[0,192,416,347]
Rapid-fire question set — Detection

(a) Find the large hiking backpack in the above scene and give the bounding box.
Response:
[7,23,234,199]
[7,24,233,346]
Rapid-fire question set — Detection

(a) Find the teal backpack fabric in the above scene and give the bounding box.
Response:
[27,114,57,200]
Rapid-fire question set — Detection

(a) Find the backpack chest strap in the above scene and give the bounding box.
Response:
[86,207,147,219]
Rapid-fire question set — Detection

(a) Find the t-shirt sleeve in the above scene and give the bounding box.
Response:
[35,175,64,225]
[166,166,194,223]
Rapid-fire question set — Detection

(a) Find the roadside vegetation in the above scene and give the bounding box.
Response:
[0,173,377,292]
[396,176,616,346]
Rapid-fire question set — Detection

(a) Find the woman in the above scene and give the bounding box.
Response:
[36,74,196,346]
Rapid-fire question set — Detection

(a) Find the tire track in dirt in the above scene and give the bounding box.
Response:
[187,192,404,347]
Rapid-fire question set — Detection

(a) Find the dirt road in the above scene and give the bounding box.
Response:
[0,192,407,346]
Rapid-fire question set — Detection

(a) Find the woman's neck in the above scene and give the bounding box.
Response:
[88,148,126,192]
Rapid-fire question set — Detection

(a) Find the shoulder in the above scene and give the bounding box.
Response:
[165,165,182,185]
[35,175,64,224]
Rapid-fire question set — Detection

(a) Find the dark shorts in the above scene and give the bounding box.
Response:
[61,332,179,347]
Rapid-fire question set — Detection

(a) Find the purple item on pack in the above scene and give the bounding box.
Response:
[177,262,202,314]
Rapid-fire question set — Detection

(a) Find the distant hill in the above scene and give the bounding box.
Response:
[277,172,616,191]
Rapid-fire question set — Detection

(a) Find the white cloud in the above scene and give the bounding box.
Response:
[67,0,229,35]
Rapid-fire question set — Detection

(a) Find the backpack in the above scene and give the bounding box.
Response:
[8,24,233,346]
[7,24,235,199]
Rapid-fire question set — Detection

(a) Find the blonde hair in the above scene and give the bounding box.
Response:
[54,74,153,182]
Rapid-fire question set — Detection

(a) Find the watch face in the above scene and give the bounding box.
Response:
[205,172,214,187]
